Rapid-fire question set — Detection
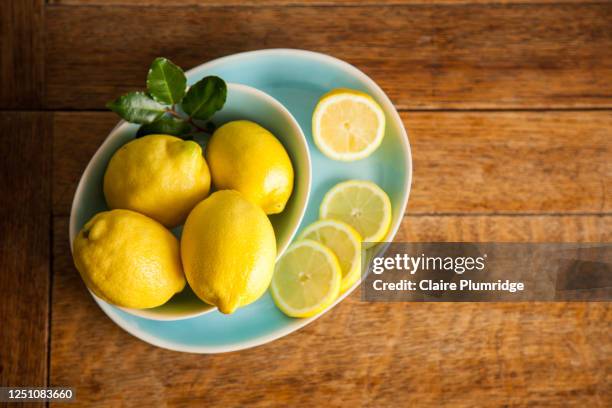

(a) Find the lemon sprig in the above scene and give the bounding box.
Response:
[106,57,226,139]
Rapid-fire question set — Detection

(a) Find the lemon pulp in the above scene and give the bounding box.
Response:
[271,240,341,318]
[312,89,385,161]
[299,219,362,292]
[320,180,392,247]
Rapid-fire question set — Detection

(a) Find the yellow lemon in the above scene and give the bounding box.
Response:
[72,209,185,309]
[312,89,385,161]
[104,134,211,228]
[181,190,277,314]
[205,120,294,214]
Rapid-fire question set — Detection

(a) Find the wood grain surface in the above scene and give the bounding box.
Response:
[45,2,612,110]
[50,215,611,407]
[0,0,45,109]
[0,0,610,406]
[52,111,611,216]
[48,0,599,5]
[0,113,51,395]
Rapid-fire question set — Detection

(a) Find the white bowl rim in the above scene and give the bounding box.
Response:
[68,81,312,321]
[73,48,412,352]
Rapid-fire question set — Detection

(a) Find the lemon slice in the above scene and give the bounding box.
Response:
[299,220,362,292]
[320,180,392,247]
[271,240,341,318]
[312,89,386,161]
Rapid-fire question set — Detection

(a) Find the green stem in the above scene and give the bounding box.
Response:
[186,117,208,133]
[165,107,210,134]
[165,108,183,120]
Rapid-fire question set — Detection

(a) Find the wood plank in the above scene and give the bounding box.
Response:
[45,3,612,110]
[407,111,611,214]
[52,111,611,217]
[0,0,45,109]
[0,113,51,394]
[51,215,611,406]
[48,0,597,6]
[397,214,611,242]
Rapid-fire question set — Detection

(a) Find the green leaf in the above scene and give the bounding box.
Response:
[146,57,187,105]
[106,92,166,124]
[136,116,192,138]
[181,76,227,121]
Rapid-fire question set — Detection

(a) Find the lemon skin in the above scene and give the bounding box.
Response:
[206,120,294,214]
[181,190,277,314]
[104,134,211,228]
[72,209,186,309]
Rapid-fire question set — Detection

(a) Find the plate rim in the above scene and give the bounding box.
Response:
[82,48,413,353]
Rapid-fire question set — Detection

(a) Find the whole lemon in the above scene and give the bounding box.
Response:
[206,120,294,214]
[73,209,185,309]
[181,190,276,314]
[104,134,211,227]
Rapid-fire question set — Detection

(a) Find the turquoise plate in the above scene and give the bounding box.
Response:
[89,49,412,353]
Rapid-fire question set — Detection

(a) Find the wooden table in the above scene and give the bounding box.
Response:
[1,1,610,406]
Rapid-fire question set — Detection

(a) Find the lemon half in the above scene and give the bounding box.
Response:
[271,240,341,318]
[312,89,385,161]
[320,180,392,247]
[299,219,362,292]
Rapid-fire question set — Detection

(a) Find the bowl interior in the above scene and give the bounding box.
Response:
[69,82,311,321]
[212,84,311,252]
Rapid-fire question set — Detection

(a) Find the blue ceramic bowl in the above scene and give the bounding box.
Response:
[71,50,411,353]
[69,83,312,321]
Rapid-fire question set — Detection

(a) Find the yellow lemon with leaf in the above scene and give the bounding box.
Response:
[104,134,211,228]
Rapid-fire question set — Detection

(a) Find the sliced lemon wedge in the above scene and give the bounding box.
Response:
[270,240,341,318]
[312,89,385,161]
[300,219,362,292]
[320,180,392,247]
